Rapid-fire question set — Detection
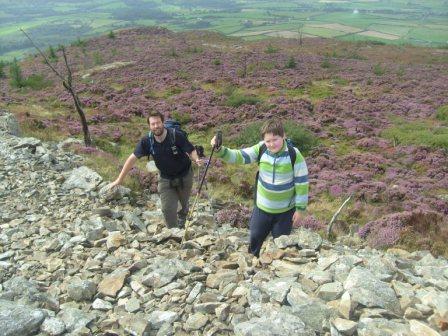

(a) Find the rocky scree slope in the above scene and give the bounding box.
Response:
[0,110,447,335]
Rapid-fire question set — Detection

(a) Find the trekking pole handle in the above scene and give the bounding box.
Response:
[215,130,222,150]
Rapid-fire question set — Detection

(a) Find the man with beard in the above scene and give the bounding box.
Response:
[110,110,202,228]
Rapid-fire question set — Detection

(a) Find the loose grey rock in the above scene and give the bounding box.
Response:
[0,299,47,336]
[67,278,97,302]
[344,266,401,315]
[148,310,179,329]
[184,312,209,331]
[234,309,314,336]
[63,166,102,191]
[40,317,66,336]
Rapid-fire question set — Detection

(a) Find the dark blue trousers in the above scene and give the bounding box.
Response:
[249,206,295,257]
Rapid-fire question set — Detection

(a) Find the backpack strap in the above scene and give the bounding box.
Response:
[169,127,176,145]
[287,144,296,169]
[148,131,154,157]
[257,143,267,163]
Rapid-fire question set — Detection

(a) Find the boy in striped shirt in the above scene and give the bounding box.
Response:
[211,120,309,257]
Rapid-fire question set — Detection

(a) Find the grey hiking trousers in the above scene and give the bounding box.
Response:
[157,167,193,228]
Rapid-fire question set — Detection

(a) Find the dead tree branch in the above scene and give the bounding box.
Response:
[20,28,92,146]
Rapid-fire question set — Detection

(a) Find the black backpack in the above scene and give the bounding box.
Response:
[148,119,205,158]
[254,141,297,203]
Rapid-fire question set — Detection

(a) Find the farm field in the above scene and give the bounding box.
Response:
[1,0,447,61]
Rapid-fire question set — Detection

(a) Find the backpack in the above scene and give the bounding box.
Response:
[254,140,297,203]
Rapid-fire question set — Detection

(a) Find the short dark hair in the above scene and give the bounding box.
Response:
[261,120,285,138]
[147,110,164,124]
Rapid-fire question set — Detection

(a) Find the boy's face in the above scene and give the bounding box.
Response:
[148,116,164,136]
[263,132,284,154]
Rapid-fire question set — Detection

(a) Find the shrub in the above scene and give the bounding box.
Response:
[373,63,386,76]
[168,47,178,57]
[93,51,104,65]
[284,120,319,155]
[234,120,318,155]
[265,44,278,54]
[47,45,57,61]
[320,58,332,69]
[23,74,53,90]
[436,104,448,121]
[172,110,191,124]
[222,83,237,97]
[212,58,221,66]
[225,92,260,108]
[9,58,25,88]
[108,30,116,39]
[72,37,87,48]
[285,56,296,69]
[0,61,5,78]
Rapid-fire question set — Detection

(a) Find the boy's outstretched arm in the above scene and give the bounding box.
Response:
[211,135,260,164]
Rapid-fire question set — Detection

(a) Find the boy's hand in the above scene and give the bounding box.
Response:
[211,132,222,150]
[211,136,218,148]
[292,210,302,227]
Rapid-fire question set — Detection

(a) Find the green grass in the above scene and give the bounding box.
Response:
[381,119,448,149]
[436,105,448,121]
[225,92,261,108]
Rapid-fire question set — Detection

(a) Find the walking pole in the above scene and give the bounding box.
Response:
[182,131,221,243]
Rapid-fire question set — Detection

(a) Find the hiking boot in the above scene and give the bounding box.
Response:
[178,217,186,229]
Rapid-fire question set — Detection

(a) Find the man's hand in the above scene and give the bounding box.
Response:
[292,210,303,228]
[109,179,121,189]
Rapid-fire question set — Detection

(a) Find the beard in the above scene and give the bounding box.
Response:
[152,127,164,136]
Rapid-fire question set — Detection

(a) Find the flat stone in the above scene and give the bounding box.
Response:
[125,297,141,313]
[317,281,343,301]
[234,309,314,336]
[332,317,357,335]
[118,313,150,335]
[409,319,442,336]
[92,298,113,311]
[148,310,179,329]
[184,313,209,331]
[106,231,126,250]
[98,268,129,297]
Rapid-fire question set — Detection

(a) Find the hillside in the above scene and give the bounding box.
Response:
[0,27,447,258]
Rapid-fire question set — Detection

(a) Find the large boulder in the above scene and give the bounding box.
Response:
[0,299,47,336]
[0,111,19,136]
[63,166,103,191]
[344,266,401,315]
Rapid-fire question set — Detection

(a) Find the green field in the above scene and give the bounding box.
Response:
[1,0,447,61]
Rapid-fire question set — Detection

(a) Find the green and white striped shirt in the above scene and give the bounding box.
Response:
[217,141,309,214]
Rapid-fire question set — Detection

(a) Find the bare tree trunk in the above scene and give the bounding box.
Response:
[21,29,92,146]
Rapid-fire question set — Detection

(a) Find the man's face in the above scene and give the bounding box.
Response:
[148,116,164,136]
[263,132,284,154]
